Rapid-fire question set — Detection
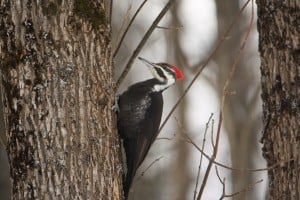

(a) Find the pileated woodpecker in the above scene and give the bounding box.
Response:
[116,57,184,199]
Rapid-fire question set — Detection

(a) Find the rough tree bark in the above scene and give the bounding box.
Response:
[0,0,122,199]
[257,0,300,199]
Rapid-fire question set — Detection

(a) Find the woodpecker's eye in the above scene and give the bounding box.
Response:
[157,63,176,78]
[155,67,166,80]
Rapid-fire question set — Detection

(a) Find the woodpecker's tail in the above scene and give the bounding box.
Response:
[122,137,141,199]
[123,173,132,200]
[122,129,154,199]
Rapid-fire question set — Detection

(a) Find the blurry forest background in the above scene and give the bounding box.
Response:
[112,0,266,199]
[0,0,267,199]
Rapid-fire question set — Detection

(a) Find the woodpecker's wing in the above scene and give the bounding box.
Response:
[121,92,163,198]
[117,91,152,138]
[117,79,163,139]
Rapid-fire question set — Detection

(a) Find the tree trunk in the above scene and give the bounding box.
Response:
[257,0,300,199]
[0,0,123,199]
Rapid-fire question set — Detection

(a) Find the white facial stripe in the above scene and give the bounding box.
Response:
[145,63,176,92]
[163,68,175,83]
[152,68,176,92]
[148,65,165,82]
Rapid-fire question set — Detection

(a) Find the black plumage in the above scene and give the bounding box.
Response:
[117,78,163,199]
[116,57,183,199]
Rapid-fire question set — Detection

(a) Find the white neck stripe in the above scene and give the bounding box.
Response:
[152,77,175,92]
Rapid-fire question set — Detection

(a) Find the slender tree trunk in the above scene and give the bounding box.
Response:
[213,1,262,199]
[257,0,300,199]
[0,0,123,199]
[167,4,190,200]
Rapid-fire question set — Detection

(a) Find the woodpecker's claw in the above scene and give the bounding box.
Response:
[112,94,120,113]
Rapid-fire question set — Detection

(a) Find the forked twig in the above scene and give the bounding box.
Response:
[215,166,226,198]
[193,113,214,200]
[221,179,263,199]
[116,0,175,87]
[215,166,263,200]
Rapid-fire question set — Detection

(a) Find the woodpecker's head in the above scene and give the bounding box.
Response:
[138,57,184,92]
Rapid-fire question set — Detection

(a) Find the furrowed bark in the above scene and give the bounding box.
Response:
[257,0,300,199]
[0,0,122,199]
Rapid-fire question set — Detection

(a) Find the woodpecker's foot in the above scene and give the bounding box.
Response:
[112,94,120,113]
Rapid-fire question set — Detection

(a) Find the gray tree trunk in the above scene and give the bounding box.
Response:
[0,0,123,199]
[257,0,300,199]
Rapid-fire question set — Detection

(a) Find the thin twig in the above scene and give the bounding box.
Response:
[116,0,175,87]
[156,25,183,30]
[157,0,252,136]
[215,166,226,199]
[222,179,263,199]
[193,113,214,200]
[215,166,224,185]
[156,133,176,141]
[113,5,132,52]
[113,0,148,58]
[134,156,164,184]
[196,2,254,198]
[215,166,263,200]
[184,132,293,172]
[210,119,215,148]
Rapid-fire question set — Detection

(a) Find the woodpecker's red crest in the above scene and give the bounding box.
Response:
[170,64,184,80]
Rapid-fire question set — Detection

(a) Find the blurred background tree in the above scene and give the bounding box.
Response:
[113,0,266,199]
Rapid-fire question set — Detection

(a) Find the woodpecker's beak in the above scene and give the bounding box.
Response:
[138,57,157,68]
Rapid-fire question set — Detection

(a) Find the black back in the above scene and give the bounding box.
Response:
[117,78,163,199]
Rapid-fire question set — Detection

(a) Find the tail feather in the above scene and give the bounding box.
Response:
[122,129,157,199]
[122,138,139,199]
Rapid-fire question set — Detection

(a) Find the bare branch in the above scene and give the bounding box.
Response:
[156,25,183,30]
[157,0,252,136]
[196,1,255,199]
[221,179,263,199]
[193,113,214,200]
[184,132,294,172]
[113,5,132,51]
[215,166,224,185]
[116,0,175,87]
[210,118,215,148]
[113,0,148,58]
[215,166,263,200]
[134,156,164,184]
[215,166,226,199]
